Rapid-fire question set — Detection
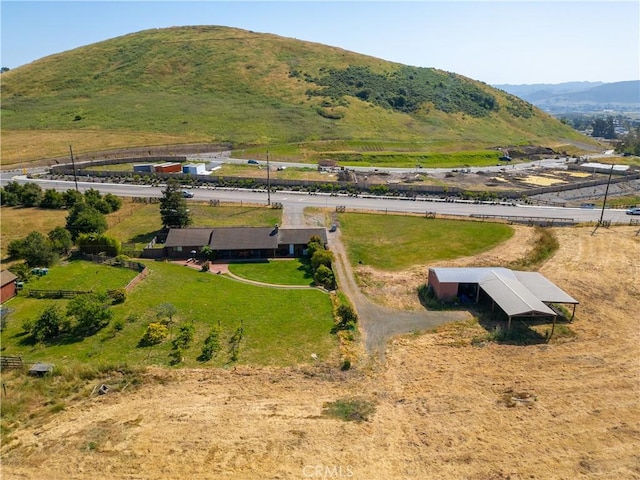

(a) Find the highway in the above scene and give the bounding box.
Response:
[1,173,633,224]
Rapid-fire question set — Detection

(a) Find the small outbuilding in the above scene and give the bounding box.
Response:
[153,162,182,173]
[0,270,17,303]
[428,267,578,328]
[182,163,206,175]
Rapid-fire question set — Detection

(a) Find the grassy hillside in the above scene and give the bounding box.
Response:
[0,25,597,164]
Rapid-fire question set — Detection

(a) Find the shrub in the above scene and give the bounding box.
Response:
[311,249,333,271]
[138,322,169,347]
[322,398,376,423]
[332,304,358,333]
[199,324,221,362]
[109,288,127,304]
[76,233,122,257]
[112,318,125,332]
[314,264,336,290]
[172,324,195,350]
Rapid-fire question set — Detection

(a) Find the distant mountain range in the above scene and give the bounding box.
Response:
[493,81,640,115]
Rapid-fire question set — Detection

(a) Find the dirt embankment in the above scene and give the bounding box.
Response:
[2,226,639,480]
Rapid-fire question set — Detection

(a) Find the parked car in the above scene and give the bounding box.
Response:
[626,207,640,215]
[182,190,194,198]
[247,159,259,165]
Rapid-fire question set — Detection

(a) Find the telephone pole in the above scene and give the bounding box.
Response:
[266,150,271,206]
[69,145,79,192]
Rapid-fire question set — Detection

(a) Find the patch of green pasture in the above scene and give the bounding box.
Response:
[187,204,281,227]
[228,258,314,286]
[105,203,282,247]
[23,259,138,291]
[0,261,336,367]
[106,203,162,246]
[338,213,514,271]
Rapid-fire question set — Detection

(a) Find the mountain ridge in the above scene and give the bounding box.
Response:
[0,25,596,163]
[494,80,640,113]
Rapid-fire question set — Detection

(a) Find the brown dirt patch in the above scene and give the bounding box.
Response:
[2,226,639,479]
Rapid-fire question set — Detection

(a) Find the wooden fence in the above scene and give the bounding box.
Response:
[0,356,24,370]
[26,289,92,299]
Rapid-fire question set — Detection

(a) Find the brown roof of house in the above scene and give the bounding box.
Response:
[1,270,18,287]
[211,227,279,250]
[164,228,214,248]
[277,227,327,245]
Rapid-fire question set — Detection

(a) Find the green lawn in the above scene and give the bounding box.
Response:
[22,259,138,291]
[228,258,314,286]
[338,213,514,271]
[1,260,336,368]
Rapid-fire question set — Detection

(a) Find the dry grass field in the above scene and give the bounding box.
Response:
[1,225,639,479]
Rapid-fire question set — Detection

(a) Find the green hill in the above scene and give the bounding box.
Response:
[0,25,597,164]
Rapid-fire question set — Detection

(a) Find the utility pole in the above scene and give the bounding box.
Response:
[598,164,614,225]
[69,145,79,192]
[266,150,271,206]
[592,164,614,236]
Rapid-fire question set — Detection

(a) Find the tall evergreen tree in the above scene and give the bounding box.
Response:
[160,179,192,228]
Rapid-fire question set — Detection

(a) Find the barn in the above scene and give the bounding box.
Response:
[1,270,18,303]
[428,267,578,327]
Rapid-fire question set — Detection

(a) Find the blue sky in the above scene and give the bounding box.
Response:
[1,1,638,85]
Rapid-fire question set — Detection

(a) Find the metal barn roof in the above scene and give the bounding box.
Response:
[479,271,555,317]
[514,271,579,304]
[429,267,514,284]
[429,267,578,318]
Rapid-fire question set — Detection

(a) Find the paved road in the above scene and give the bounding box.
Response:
[0,174,633,224]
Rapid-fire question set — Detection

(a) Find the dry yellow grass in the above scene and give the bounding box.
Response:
[0,130,209,165]
[1,225,638,479]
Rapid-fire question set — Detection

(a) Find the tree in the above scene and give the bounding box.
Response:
[199,322,222,361]
[591,117,616,139]
[314,264,336,290]
[9,231,57,267]
[32,305,67,342]
[103,193,122,212]
[0,188,20,206]
[63,189,84,209]
[19,183,43,207]
[48,227,73,255]
[8,262,32,283]
[201,245,217,261]
[76,233,121,257]
[67,291,113,334]
[311,249,334,271]
[40,189,65,209]
[139,322,169,347]
[160,178,192,228]
[332,304,358,333]
[65,204,108,240]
